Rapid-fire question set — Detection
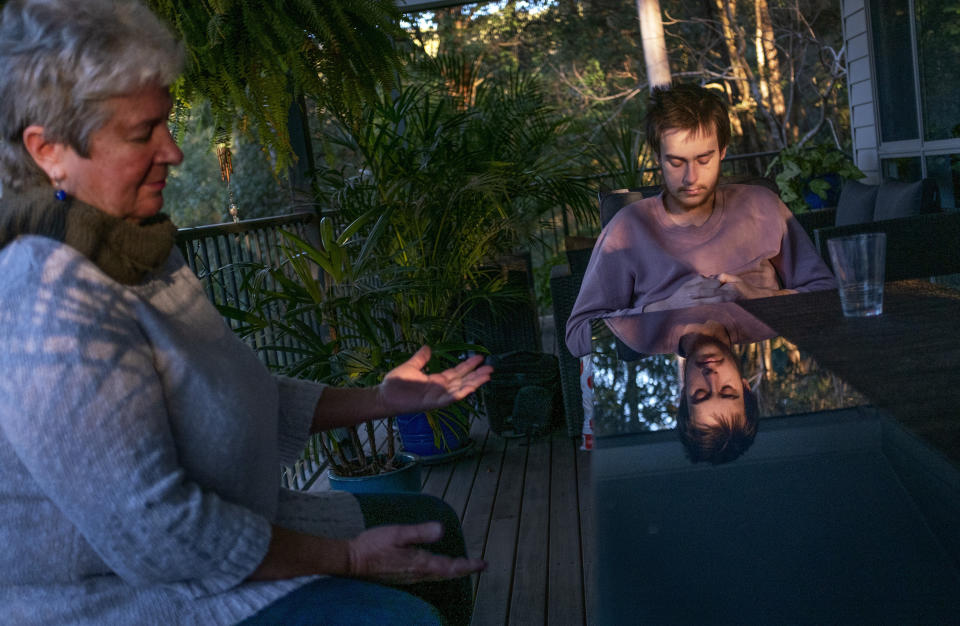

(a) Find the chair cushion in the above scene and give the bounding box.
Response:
[599,187,659,227]
[873,179,937,221]
[565,246,594,276]
[719,175,781,195]
[835,180,879,226]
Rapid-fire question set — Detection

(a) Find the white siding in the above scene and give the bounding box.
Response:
[854,126,877,150]
[843,0,864,16]
[852,103,875,128]
[843,0,881,183]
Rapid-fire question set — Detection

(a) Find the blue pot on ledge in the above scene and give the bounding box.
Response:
[396,410,469,457]
[803,173,842,209]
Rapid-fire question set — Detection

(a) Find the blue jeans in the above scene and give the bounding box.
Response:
[239,493,473,625]
[238,576,444,625]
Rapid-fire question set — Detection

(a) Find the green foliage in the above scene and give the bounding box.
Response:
[219,211,483,476]
[165,104,290,227]
[588,112,659,190]
[218,56,591,474]
[148,0,407,170]
[412,1,851,159]
[317,53,594,336]
[765,143,865,214]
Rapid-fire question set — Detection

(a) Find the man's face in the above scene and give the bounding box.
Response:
[683,336,747,426]
[658,126,726,215]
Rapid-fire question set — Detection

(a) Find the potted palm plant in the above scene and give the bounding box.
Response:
[280,214,489,463]
[310,54,590,451]
[222,53,590,484]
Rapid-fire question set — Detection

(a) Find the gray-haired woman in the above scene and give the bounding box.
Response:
[0,1,487,624]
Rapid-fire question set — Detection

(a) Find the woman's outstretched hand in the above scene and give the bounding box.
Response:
[376,346,493,417]
[310,346,493,432]
[347,522,487,585]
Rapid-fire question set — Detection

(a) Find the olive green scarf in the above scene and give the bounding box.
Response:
[0,186,176,284]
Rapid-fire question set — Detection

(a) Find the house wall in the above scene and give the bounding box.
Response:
[842,0,881,183]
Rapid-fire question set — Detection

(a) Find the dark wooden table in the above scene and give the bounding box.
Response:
[738,280,960,464]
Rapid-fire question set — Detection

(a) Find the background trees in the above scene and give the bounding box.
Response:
[147,0,850,224]
[147,0,407,226]
[415,0,850,157]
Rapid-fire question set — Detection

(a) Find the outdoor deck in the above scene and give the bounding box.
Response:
[310,419,596,626]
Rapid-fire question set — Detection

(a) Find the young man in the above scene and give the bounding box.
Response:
[565,84,835,357]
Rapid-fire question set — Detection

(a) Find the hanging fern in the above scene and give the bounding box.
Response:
[147,0,407,170]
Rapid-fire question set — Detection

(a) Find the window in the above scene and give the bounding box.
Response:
[869,0,960,207]
[916,0,960,142]
[926,154,960,209]
[869,1,917,143]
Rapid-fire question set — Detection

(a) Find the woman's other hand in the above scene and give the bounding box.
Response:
[376,346,493,417]
[348,522,487,585]
[249,523,486,584]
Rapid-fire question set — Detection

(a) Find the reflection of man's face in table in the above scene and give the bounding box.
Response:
[677,333,756,463]
[683,338,746,419]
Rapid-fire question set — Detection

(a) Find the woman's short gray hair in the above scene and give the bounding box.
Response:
[0,0,184,190]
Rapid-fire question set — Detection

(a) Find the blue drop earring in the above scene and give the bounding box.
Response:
[53,176,67,201]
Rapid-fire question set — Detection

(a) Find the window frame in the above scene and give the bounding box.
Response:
[866,0,960,180]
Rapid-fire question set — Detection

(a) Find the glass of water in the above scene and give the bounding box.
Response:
[827,233,887,317]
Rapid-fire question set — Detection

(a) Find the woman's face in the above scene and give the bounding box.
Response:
[58,84,183,222]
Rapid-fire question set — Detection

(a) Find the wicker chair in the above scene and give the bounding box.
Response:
[549,255,589,437]
[814,210,960,281]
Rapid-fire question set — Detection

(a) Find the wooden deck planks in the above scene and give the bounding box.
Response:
[436,418,495,518]
[470,437,529,625]
[420,456,453,499]
[507,434,552,625]
[459,429,507,588]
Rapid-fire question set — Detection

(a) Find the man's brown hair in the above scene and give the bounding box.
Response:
[676,383,759,464]
[644,83,732,157]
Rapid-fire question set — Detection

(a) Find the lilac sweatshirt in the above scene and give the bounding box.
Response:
[565,184,835,356]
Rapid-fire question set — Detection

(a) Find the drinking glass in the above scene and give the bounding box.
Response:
[826,232,887,317]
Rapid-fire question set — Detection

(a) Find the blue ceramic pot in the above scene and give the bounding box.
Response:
[327,452,421,494]
[396,411,469,456]
[803,173,842,209]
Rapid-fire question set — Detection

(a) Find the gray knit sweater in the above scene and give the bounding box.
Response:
[0,235,365,624]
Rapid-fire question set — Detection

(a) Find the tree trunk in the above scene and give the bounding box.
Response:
[435,5,468,57]
[713,0,753,143]
[636,0,672,90]
[754,0,786,135]
[712,0,782,152]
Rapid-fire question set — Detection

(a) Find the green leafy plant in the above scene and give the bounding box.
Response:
[588,114,659,192]
[765,143,865,214]
[221,55,591,477]
[150,0,407,170]
[222,213,482,478]
[316,53,592,353]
